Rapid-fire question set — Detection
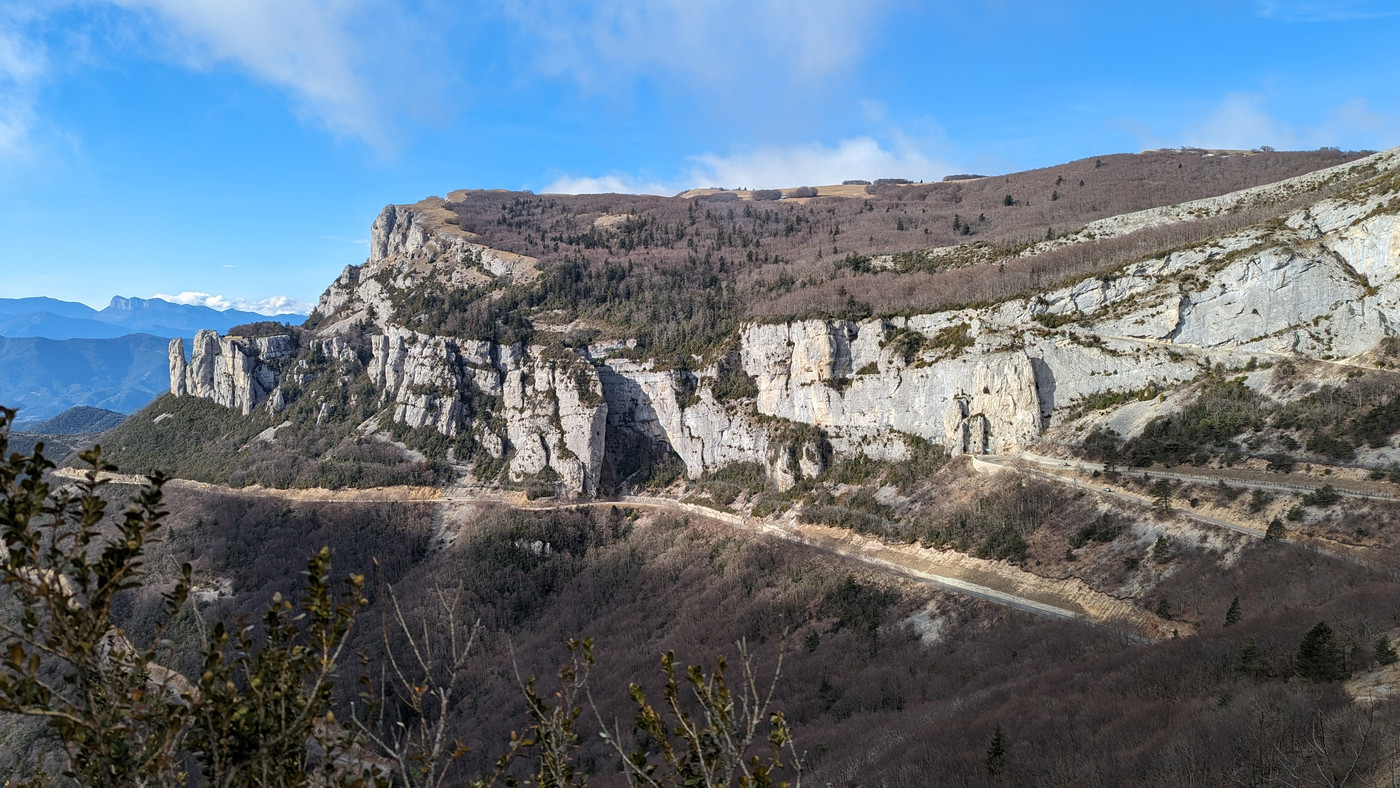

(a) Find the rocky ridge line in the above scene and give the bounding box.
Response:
[167,147,1400,495]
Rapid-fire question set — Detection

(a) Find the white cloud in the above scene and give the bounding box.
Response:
[687,136,953,189]
[540,136,956,195]
[100,0,448,148]
[0,7,48,161]
[540,173,673,195]
[245,295,314,315]
[506,0,890,93]
[153,291,313,315]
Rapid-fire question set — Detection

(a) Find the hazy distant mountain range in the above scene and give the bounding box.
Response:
[0,296,297,420]
[6,405,129,457]
[0,296,273,339]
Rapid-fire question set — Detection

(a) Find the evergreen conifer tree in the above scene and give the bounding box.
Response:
[1152,535,1172,563]
[1265,517,1287,542]
[985,724,1007,777]
[1102,440,1120,475]
[1295,621,1349,682]
[1225,596,1242,626]
[1377,635,1399,666]
[1151,480,1172,514]
[1235,638,1270,678]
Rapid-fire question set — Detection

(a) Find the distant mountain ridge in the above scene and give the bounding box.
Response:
[0,334,192,421]
[14,406,126,434]
[0,297,102,319]
[0,296,276,339]
[0,312,141,340]
[0,296,299,419]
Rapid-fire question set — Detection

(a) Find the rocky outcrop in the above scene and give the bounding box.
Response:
[311,199,540,336]
[178,150,1400,493]
[740,319,1042,457]
[169,330,297,416]
[599,361,774,482]
[168,338,187,397]
[501,349,608,495]
[370,200,537,278]
[365,327,481,436]
[363,327,608,495]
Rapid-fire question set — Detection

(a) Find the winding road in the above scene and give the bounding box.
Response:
[53,468,1175,641]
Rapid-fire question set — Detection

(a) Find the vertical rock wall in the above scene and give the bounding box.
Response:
[168,330,297,416]
[740,319,1043,457]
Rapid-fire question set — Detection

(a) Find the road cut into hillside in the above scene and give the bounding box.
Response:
[974,454,1375,565]
[55,468,1179,642]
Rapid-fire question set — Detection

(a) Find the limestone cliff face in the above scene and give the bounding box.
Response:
[977,161,1400,427]
[740,319,1042,458]
[599,361,775,482]
[168,338,187,397]
[311,196,540,336]
[501,349,608,495]
[362,326,608,495]
[172,152,1400,492]
[169,330,297,416]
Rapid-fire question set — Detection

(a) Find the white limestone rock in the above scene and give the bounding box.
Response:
[168,338,187,397]
[171,329,296,416]
[740,319,1042,456]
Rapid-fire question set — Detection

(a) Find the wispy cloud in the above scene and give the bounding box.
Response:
[0,6,48,162]
[541,173,674,195]
[100,0,453,149]
[505,0,891,95]
[1127,93,1399,152]
[542,135,955,195]
[153,291,313,315]
[1255,0,1400,22]
[1180,93,1299,149]
[320,235,370,245]
[687,136,953,189]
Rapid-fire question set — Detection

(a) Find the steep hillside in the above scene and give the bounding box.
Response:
[9,473,1393,785]
[116,147,1400,499]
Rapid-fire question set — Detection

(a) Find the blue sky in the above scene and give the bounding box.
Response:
[1,0,1398,314]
